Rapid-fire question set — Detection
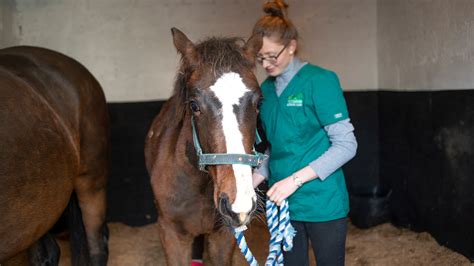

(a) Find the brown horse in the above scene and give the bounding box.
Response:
[145,28,263,265]
[0,46,109,266]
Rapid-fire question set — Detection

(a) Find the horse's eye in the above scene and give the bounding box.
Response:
[189,100,200,113]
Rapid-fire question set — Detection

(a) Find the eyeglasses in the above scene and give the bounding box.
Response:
[256,43,289,65]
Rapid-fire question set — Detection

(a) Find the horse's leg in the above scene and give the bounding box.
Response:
[3,233,60,266]
[157,220,193,266]
[205,227,236,266]
[27,233,60,266]
[74,100,109,266]
[74,176,108,266]
[2,250,29,266]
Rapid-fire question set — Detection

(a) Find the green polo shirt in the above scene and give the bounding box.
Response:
[259,63,349,222]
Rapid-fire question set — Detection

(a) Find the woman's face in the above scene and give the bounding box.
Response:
[257,37,297,77]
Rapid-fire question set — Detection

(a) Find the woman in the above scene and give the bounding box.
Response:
[251,1,358,265]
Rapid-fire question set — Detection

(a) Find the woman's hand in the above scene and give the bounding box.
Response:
[267,175,299,206]
[267,166,318,205]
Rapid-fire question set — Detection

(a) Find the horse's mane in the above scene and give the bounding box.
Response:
[171,37,254,121]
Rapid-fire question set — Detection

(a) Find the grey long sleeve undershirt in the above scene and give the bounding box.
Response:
[255,58,357,181]
[310,118,357,180]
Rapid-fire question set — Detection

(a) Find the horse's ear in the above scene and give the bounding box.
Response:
[243,34,263,65]
[171,27,197,62]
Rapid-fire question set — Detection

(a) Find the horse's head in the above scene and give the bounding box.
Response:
[172,28,262,227]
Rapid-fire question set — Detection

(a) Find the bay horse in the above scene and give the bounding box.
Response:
[145,28,263,265]
[0,46,109,266]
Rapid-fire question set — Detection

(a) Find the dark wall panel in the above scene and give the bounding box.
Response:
[379,90,474,261]
[107,101,163,226]
[343,91,379,194]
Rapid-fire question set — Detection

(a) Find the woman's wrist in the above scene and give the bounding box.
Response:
[291,174,303,188]
[292,166,318,186]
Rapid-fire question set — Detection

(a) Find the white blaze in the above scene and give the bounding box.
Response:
[210,72,256,214]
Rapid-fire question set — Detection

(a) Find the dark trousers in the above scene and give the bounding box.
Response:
[283,217,348,266]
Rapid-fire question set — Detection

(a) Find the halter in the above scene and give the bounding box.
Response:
[191,116,295,266]
[191,116,267,171]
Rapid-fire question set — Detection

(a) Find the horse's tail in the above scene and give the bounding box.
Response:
[67,192,93,266]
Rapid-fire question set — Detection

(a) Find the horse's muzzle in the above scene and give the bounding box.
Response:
[218,193,256,227]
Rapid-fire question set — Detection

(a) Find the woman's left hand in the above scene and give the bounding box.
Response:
[267,176,299,206]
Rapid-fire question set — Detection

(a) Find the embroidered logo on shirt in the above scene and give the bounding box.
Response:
[287,92,303,107]
[334,113,343,119]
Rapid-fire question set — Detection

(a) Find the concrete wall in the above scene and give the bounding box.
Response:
[1,0,377,102]
[0,3,2,46]
[378,0,474,91]
[0,2,3,47]
[293,0,377,93]
[0,0,17,47]
[4,1,474,97]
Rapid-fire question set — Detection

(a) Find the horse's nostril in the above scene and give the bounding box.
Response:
[220,192,229,201]
[219,193,232,212]
[219,193,230,205]
[218,193,253,226]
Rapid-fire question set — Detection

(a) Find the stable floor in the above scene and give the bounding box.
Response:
[57,220,472,266]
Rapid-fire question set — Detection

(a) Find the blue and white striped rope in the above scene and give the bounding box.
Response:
[233,225,259,266]
[233,199,296,266]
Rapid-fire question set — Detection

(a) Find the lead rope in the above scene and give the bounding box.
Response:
[233,199,296,266]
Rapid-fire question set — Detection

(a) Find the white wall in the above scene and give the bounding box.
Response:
[378,0,474,91]
[1,0,377,102]
[0,3,2,46]
[5,1,474,99]
[294,0,378,93]
[0,0,18,47]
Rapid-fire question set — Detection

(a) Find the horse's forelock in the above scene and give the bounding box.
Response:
[195,37,253,72]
